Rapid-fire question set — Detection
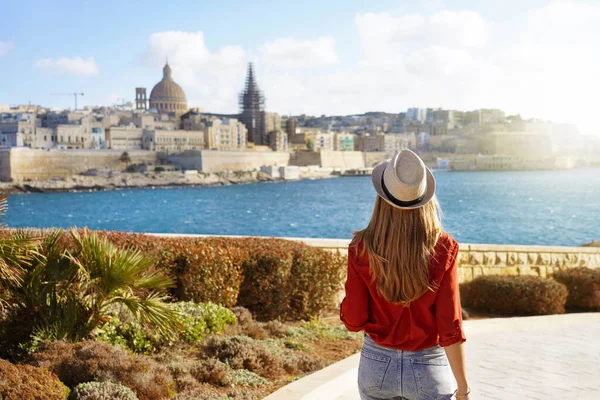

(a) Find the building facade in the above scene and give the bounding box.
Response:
[105,126,144,150]
[203,118,248,151]
[334,133,355,151]
[268,130,288,152]
[142,129,204,152]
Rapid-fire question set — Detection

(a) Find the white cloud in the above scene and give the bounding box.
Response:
[141,31,246,112]
[133,2,600,134]
[33,57,99,77]
[259,37,338,68]
[0,41,15,57]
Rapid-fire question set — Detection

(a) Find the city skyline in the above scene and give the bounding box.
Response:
[0,0,599,135]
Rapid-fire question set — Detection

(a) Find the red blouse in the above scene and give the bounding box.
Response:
[340,232,466,351]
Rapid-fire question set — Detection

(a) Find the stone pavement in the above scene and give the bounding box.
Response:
[265,313,600,400]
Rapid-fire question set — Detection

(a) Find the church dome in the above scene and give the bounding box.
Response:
[149,63,187,114]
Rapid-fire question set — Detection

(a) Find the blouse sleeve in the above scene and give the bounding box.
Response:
[435,240,467,347]
[340,248,369,332]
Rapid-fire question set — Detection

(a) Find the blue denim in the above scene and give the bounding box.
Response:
[358,334,455,400]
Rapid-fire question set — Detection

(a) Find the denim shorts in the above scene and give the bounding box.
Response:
[358,334,455,400]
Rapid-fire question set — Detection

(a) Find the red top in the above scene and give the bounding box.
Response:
[340,232,466,351]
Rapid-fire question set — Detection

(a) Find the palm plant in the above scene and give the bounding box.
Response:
[0,193,40,310]
[1,228,180,358]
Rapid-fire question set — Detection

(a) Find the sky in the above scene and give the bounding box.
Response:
[0,0,599,135]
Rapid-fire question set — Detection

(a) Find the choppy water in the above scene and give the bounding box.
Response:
[4,169,600,246]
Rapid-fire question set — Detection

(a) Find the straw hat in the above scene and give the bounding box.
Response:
[371,149,436,209]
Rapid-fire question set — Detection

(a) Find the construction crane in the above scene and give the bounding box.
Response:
[51,92,84,110]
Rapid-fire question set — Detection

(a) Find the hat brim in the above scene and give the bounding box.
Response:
[371,160,436,210]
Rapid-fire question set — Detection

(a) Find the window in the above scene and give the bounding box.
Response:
[44,136,47,141]
[68,136,71,142]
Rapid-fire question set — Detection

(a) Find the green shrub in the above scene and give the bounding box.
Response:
[0,358,69,400]
[286,319,362,341]
[226,369,269,387]
[27,340,175,400]
[70,381,139,400]
[552,267,600,311]
[460,275,568,316]
[154,167,166,173]
[176,302,237,345]
[96,302,237,353]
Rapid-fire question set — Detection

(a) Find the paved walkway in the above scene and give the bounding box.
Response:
[265,313,600,400]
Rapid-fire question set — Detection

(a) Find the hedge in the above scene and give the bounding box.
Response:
[4,229,346,321]
[460,275,568,316]
[552,267,600,311]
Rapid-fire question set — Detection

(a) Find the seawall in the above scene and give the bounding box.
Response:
[150,233,600,283]
[166,150,290,173]
[0,148,158,181]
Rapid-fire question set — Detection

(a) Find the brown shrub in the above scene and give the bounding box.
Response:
[460,275,568,316]
[231,307,268,339]
[282,352,327,375]
[262,321,290,338]
[234,238,346,320]
[189,358,229,386]
[202,336,283,378]
[167,238,247,308]
[0,358,69,400]
[552,267,600,311]
[27,341,175,400]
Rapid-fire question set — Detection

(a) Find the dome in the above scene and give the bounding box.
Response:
[149,63,188,114]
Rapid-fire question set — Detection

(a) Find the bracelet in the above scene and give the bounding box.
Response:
[454,388,471,398]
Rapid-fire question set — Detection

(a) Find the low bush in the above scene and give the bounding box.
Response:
[70,381,139,400]
[226,369,269,387]
[286,319,362,341]
[96,302,236,353]
[0,358,69,400]
[27,340,175,400]
[552,267,600,311]
[189,358,229,386]
[202,335,326,379]
[460,275,568,316]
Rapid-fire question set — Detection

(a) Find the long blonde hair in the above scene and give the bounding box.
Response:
[352,195,443,305]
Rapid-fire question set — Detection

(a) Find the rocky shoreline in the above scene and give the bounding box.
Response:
[0,170,337,194]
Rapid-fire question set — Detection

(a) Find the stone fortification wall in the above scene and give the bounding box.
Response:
[0,148,158,181]
[152,233,600,284]
[363,152,388,167]
[320,151,365,169]
[289,151,321,167]
[166,150,290,173]
[290,151,366,169]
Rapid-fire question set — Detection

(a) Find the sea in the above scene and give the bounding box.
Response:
[4,168,599,246]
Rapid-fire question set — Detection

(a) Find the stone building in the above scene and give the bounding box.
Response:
[149,62,188,115]
[265,112,281,134]
[334,133,355,151]
[203,118,247,150]
[142,129,204,152]
[268,130,288,152]
[105,126,144,150]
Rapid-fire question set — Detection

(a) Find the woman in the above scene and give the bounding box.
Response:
[341,149,470,400]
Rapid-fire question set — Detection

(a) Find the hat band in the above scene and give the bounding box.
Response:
[381,175,426,207]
